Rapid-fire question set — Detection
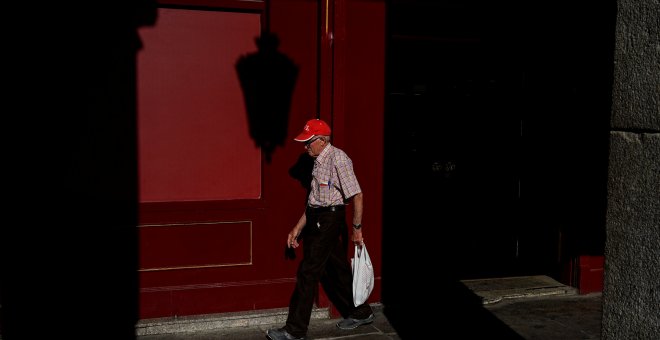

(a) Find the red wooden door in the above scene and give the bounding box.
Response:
[136,0,385,319]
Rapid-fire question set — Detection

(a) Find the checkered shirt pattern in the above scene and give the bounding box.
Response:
[308,144,361,207]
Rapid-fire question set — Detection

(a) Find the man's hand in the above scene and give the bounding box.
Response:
[288,229,301,248]
[352,228,364,245]
[288,213,306,248]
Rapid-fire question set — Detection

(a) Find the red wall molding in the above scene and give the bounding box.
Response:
[139,221,252,271]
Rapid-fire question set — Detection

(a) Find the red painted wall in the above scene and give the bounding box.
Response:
[138,9,262,202]
[330,0,386,309]
[137,0,385,319]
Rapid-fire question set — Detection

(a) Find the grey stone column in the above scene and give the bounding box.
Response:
[603,0,660,338]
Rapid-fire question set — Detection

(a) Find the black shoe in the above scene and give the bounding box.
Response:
[336,313,375,330]
[266,327,307,340]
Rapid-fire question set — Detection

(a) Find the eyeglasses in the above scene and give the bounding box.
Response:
[304,137,320,148]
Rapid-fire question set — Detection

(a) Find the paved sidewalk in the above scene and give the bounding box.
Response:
[136,275,603,340]
[138,304,397,340]
[485,292,602,339]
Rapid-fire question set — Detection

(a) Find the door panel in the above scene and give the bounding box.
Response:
[384,2,524,280]
[136,1,320,318]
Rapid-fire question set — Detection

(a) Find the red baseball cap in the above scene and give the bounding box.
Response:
[294,119,331,142]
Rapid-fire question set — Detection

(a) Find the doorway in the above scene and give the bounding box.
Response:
[384,1,528,280]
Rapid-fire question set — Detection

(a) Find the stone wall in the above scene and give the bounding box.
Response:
[603,0,660,338]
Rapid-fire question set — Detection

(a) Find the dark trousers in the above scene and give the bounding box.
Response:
[285,206,372,337]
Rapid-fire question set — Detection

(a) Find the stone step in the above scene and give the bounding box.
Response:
[461,275,578,305]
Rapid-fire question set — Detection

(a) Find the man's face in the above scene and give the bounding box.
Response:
[304,136,325,157]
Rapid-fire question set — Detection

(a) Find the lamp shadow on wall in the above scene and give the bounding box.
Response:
[236,32,299,163]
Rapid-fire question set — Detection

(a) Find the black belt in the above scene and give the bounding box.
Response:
[307,205,345,213]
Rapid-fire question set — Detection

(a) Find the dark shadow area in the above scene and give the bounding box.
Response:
[236,32,299,163]
[382,0,614,337]
[1,2,157,339]
[384,281,524,339]
[283,152,314,260]
[288,152,315,193]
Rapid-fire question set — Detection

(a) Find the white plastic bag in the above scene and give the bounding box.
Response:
[351,243,374,306]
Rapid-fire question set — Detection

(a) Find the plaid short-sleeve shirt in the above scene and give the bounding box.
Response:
[308,144,361,207]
